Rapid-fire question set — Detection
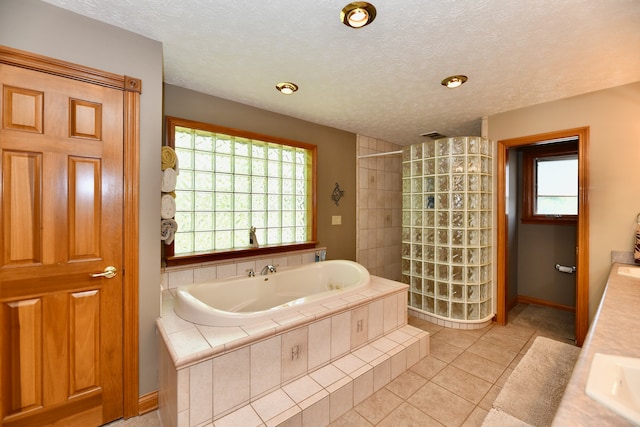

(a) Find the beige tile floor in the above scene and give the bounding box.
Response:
[113,304,574,427]
[330,303,575,427]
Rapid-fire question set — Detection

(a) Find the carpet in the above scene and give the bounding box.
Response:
[511,304,575,342]
[486,336,580,427]
[483,408,533,427]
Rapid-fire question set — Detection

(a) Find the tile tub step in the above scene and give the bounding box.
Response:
[214,324,430,426]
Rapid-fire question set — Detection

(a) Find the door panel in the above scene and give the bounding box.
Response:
[69,157,101,260]
[6,299,42,413]
[1,85,43,133]
[0,63,124,426]
[3,151,42,265]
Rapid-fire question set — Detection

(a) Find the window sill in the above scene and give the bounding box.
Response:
[521,216,577,225]
[164,242,319,268]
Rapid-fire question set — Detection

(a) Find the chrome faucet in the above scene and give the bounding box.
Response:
[260,264,277,275]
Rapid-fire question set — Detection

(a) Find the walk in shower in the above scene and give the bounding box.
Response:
[402,137,493,327]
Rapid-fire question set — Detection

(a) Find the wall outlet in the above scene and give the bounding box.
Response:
[332,215,342,225]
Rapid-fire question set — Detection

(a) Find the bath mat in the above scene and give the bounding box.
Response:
[482,408,533,427]
[511,304,575,342]
[490,336,580,427]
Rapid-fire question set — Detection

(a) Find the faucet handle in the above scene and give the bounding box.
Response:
[246,268,255,277]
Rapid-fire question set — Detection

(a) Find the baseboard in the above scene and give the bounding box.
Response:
[507,297,519,311]
[138,391,158,415]
[517,295,575,313]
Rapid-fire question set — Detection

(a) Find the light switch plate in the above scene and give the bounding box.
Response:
[332,215,342,225]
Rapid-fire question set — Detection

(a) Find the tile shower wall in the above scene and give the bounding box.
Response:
[402,137,493,323]
[356,135,402,281]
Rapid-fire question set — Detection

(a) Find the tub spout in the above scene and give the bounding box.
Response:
[260,264,277,275]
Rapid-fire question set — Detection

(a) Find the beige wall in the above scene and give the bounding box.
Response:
[489,81,640,320]
[163,84,357,261]
[1,0,163,394]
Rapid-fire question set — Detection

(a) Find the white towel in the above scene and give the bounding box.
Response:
[161,194,176,219]
[161,168,177,192]
[161,219,178,245]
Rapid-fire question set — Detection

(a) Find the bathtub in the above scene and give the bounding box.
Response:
[174,260,371,326]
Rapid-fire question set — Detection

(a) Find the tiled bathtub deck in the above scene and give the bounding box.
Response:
[119,304,575,427]
[214,325,428,426]
[157,275,429,427]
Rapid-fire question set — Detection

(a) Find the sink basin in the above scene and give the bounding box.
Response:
[586,353,640,424]
[618,266,640,278]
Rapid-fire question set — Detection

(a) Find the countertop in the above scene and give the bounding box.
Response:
[553,262,640,426]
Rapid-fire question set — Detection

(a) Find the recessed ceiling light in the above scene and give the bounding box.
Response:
[441,75,468,89]
[276,82,299,95]
[341,2,377,28]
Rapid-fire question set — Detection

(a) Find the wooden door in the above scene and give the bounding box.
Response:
[0,62,124,426]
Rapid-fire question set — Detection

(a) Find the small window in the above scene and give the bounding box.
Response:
[522,140,578,224]
[164,117,317,266]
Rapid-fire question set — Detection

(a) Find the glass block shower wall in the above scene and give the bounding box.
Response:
[401,137,493,325]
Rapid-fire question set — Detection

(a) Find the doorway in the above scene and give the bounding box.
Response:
[496,127,589,346]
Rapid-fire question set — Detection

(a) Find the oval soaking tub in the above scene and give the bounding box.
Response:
[174,260,371,326]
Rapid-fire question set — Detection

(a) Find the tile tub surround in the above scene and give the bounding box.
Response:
[161,248,323,291]
[553,263,640,426]
[157,275,429,426]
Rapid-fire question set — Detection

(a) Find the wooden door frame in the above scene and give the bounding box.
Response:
[496,127,589,346]
[0,46,141,417]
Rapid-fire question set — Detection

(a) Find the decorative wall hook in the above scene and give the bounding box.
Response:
[331,182,344,206]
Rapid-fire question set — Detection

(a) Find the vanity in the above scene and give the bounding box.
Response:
[553,263,640,426]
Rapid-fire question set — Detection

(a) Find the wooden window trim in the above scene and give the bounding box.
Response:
[521,140,578,225]
[163,116,318,267]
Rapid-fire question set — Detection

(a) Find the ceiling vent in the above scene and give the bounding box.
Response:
[420,131,447,139]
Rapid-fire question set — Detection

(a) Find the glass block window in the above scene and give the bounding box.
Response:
[166,117,316,258]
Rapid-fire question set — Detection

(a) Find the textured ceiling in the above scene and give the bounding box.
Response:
[43,0,640,145]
